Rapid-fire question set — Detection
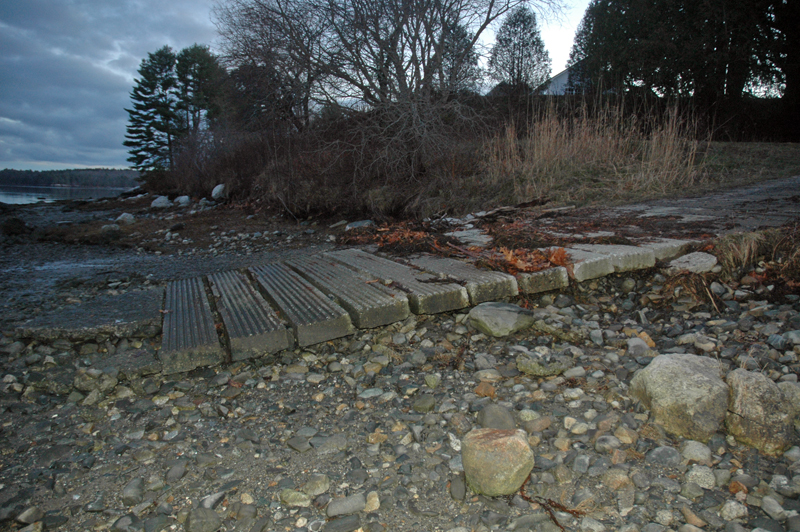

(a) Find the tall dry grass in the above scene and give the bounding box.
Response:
[481,102,706,206]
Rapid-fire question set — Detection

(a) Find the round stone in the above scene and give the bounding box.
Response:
[461,428,535,496]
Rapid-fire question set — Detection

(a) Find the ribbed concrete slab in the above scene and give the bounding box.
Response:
[639,238,696,261]
[516,267,570,294]
[406,254,518,304]
[160,277,224,375]
[249,263,354,347]
[553,248,615,282]
[325,249,469,315]
[286,255,410,329]
[570,244,656,272]
[208,270,291,361]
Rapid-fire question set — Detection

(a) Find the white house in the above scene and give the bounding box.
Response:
[541,68,571,95]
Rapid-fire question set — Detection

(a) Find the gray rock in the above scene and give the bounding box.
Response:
[477,404,515,430]
[581,517,607,532]
[115,212,135,225]
[461,428,535,496]
[344,220,375,231]
[681,440,713,464]
[467,302,536,337]
[718,500,748,521]
[185,508,222,532]
[726,369,794,456]
[646,446,681,468]
[281,489,311,507]
[121,478,144,506]
[111,513,140,532]
[665,252,718,275]
[150,196,171,209]
[16,506,44,524]
[761,496,786,521]
[100,224,121,237]
[316,434,348,455]
[200,491,226,509]
[684,465,715,489]
[627,337,651,357]
[450,473,466,500]
[303,474,331,496]
[211,184,226,201]
[412,395,435,413]
[166,463,186,483]
[326,493,366,517]
[175,195,191,206]
[322,514,361,532]
[629,354,728,442]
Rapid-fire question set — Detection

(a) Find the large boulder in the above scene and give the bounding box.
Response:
[468,302,536,338]
[726,369,796,456]
[629,354,728,442]
[461,428,535,496]
[211,184,227,201]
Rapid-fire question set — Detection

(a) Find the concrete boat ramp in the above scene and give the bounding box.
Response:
[18,240,697,375]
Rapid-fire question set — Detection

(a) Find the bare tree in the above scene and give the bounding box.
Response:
[213,0,562,211]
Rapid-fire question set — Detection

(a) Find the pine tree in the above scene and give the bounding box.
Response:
[124,46,179,173]
[489,7,551,93]
[175,44,225,134]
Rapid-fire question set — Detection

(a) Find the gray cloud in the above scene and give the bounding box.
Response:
[0,0,217,170]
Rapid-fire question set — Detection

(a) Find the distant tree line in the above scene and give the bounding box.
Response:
[0,169,140,188]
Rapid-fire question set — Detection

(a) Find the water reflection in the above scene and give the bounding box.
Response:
[0,185,130,204]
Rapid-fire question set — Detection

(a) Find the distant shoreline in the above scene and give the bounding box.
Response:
[0,184,134,190]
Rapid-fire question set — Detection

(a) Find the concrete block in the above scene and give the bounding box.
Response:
[208,270,291,361]
[250,262,354,347]
[407,254,518,304]
[160,277,224,375]
[286,255,410,329]
[325,249,469,315]
[571,244,655,272]
[516,266,569,294]
[639,238,696,261]
[555,248,615,282]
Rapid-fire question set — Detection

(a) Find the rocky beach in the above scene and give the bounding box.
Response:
[1,183,799,532]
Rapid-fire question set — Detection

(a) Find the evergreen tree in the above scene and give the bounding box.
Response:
[489,6,551,92]
[124,45,225,175]
[124,46,179,173]
[440,23,482,94]
[176,44,226,134]
[567,0,786,104]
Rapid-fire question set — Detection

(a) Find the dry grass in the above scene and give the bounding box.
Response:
[480,103,706,207]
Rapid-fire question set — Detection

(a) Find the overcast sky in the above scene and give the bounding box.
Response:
[0,0,589,172]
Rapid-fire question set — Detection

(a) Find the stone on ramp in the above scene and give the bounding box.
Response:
[664,252,718,275]
[406,254,518,304]
[516,267,570,294]
[570,244,655,272]
[553,248,614,282]
[160,277,224,375]
[325,249,469,315]
[286,255,409,329]
[208,270,291,361]
[249,263,354,346]
[639,238,696,261]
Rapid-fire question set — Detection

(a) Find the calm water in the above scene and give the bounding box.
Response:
[0,185,131,205]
